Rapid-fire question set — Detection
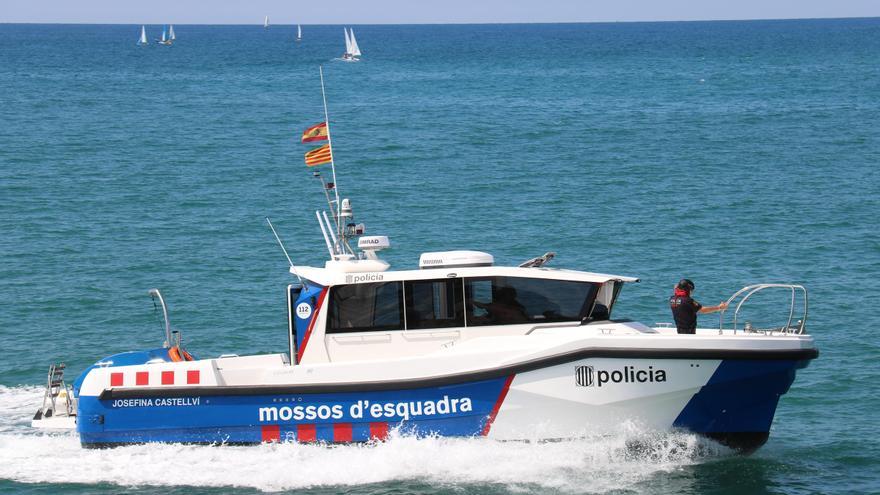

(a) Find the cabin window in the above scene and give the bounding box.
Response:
[589,281,623,320]
[465,277,599,326]
[404,278,464,330]
[327,282,403,333]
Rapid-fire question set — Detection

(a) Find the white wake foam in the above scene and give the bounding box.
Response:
[0,385,45,433]
[0,385,731,492]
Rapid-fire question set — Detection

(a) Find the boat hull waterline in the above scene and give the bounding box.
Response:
[76,349,815,450]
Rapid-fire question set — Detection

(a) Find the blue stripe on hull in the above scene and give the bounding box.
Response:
[78,376,510,446]
[673,359,811,435]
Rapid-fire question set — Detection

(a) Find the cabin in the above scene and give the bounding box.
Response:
[287,250,638,364]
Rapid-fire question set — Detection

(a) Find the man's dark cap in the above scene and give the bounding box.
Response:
[677,279,695,292]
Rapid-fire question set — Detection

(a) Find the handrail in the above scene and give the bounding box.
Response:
[717,284,808,335]
[148,288,173,348]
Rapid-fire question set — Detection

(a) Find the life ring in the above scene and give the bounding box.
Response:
[168,346,194,362]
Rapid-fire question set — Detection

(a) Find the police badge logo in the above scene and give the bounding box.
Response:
[575,365,594,387]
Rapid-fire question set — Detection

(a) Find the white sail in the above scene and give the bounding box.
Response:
[169,25,175,40]
[297,24,302,40]
[161,28,167,42]
[264,16,269,28]
[349,28,361,57]
[138,25,147,45]
[344,28,352,55]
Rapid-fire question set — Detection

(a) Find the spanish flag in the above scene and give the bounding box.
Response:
[302,122,328,143]
[305,144,332,167]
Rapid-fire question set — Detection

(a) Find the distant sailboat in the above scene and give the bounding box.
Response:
[264,16,269,29]
[157,25,172,45]
[169,25,176,41]
[349,28,362,57]
[138,25,148,45]
[340,27,360,62]
[296,24,302,42]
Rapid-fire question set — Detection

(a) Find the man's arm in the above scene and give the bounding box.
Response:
[698,302,729,314]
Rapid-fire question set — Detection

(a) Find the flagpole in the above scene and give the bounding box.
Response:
[319,65,343,254]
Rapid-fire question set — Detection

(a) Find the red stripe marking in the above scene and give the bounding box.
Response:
[369,422,389,441]
[297,288,328,363]
[110,372,123,387]
[135,371,149,386]
[161,370,175,385]
[333,423,353,443]
[261,425,280,443]
[187,370,200,384]
[297,424,317,442]
[482,374,515,436]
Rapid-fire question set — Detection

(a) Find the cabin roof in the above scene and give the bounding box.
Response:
[292,264,640,287]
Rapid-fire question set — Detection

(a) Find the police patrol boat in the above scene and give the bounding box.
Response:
[32,71,818,452]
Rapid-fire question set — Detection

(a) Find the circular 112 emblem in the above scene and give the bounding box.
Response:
[296,302,312,319]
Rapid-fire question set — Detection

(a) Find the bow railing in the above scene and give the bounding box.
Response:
[718,284,808,335]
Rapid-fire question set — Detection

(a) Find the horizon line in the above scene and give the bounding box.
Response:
[2,15,879,26]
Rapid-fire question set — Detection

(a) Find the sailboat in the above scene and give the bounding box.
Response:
[349,28,362,58]
[137,25,148,46]
[296,24,302,42]
[157,25,172,45]
[169,25,176,41]
[264,16,269,29]
[340,27,360,62]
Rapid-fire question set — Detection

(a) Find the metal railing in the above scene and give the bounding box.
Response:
[718,284,808,335]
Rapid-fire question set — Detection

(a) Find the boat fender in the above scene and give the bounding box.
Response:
[168,346,195,362]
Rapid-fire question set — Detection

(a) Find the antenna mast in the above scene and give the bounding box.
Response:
[319,66,344,254]
[266,217,308,288]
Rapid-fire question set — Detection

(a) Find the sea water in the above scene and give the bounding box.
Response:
[0,20,878,494]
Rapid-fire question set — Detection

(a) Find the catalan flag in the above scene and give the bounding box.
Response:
[305,144,332,167]
[302,122,329,143]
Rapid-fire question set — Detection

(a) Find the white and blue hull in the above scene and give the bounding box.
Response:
[73,343,816,451]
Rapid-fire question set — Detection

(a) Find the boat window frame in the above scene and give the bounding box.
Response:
[326,281,405,334]
[463,276,601,327]
[586,280,625,321]
[325,275,605,334]
[403,277,465,330]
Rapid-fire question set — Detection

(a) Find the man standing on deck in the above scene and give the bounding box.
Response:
[669,279,728,334]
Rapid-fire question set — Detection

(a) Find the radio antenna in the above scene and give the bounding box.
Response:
[319,65,343,250]
[266,217,307,287]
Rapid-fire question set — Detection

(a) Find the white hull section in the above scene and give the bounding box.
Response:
[492,358,718,440]
[76,323,813,393]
